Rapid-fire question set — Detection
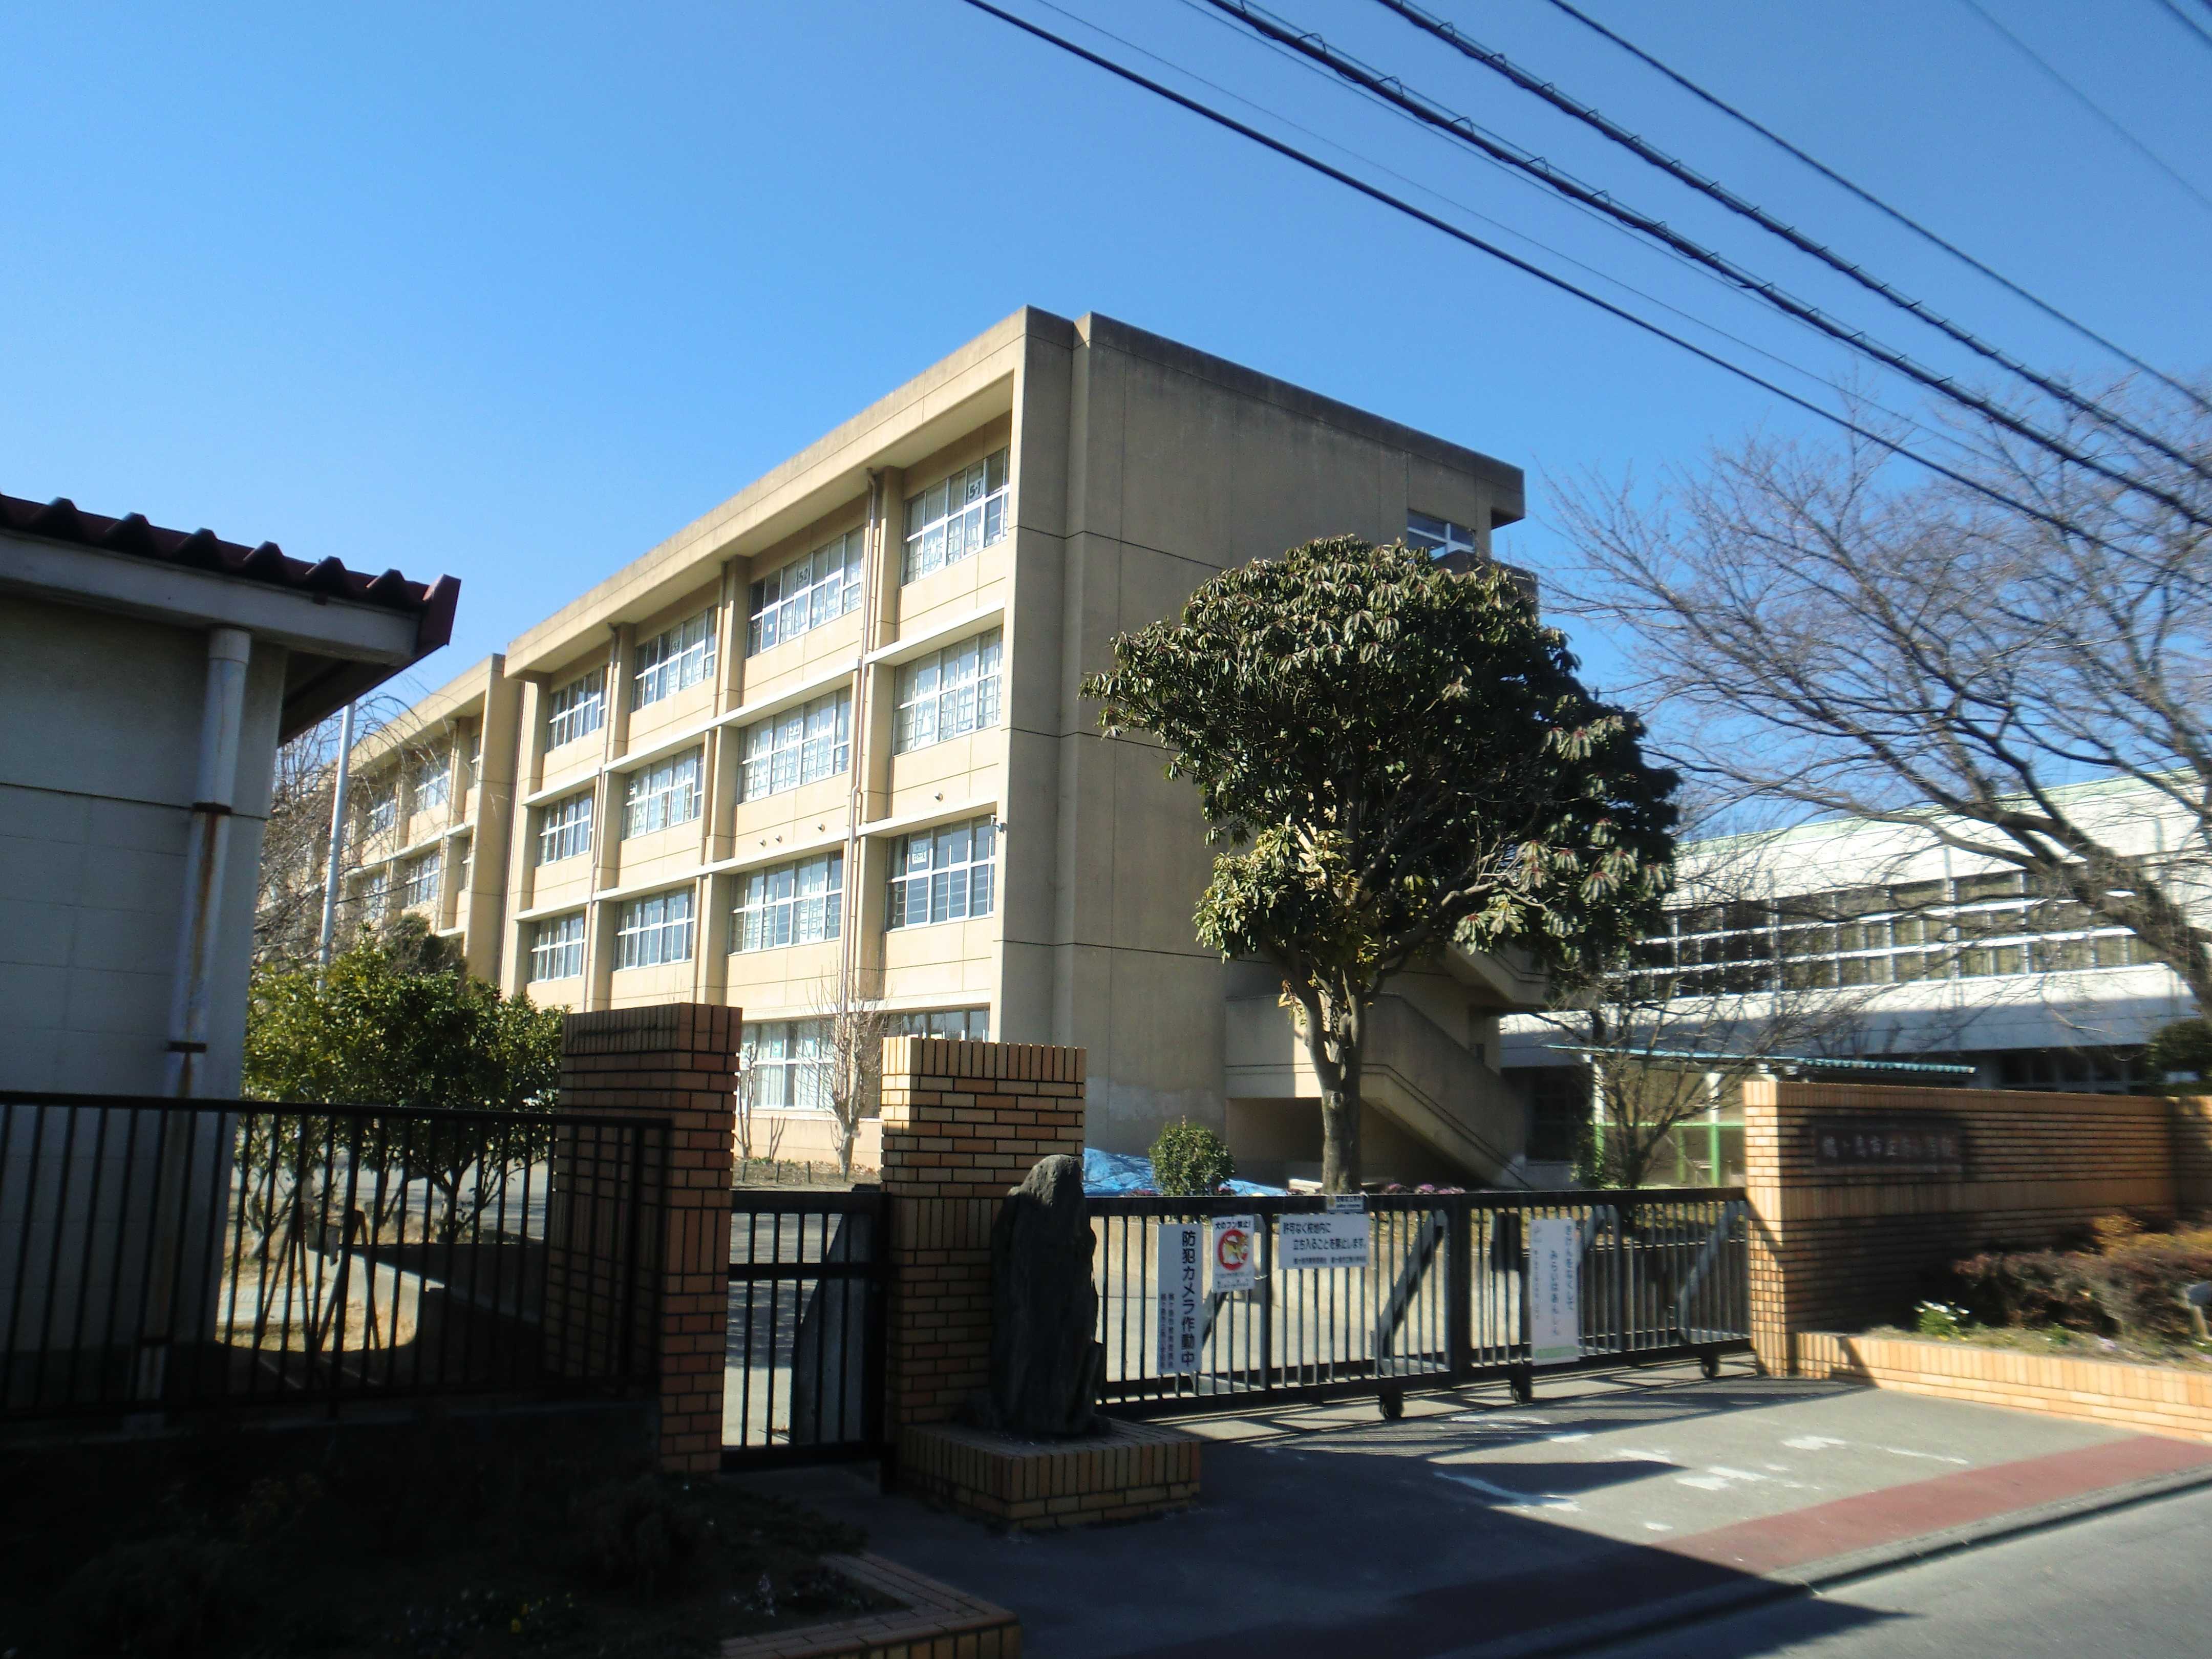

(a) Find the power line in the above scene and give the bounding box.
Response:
[1205,0,2212,522]
[2145,0,2212,55]
[1533,0,2212,415]
[1953,0,2212,217]
[948,0,2135,546]
[1352,0,2212,481]
[1032,0,1943,439]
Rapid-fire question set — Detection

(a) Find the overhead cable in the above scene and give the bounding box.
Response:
[2145,0,2212,56]
[1345,0,2212,480]
[1953,0,2212,216]
[1202,0,2212,523]
[949,0,2139,547]
[1036,0,1941,435]
[1534,0,2212,415]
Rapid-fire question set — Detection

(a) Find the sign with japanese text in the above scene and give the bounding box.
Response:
[1810,1118,1967,1175]
[1280,1210,1371,1270]
[1211,1214,1258,1292]
[1529,1216,1582,1366]
[1157,1223,1202,1374]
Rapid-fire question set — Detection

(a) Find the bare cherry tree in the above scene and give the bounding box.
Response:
[809,971,897,1181]
[1559,385,2212,1011]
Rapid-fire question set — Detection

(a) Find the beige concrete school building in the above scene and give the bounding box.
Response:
[344,309,1546,1183]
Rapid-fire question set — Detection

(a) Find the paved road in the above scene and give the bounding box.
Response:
[1582,1482,2212,1658]
[746,1362,2212,1658]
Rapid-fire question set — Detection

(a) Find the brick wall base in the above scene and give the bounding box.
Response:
[1798,1331,2212,1444]
[896,1419,1202,1530]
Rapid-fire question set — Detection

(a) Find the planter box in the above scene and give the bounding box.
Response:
[1798,1331,2212,1443]
[717,1553,1018,1659]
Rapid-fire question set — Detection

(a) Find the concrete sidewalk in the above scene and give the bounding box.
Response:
[741,1360,2212,1659]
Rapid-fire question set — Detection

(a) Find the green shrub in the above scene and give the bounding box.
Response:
[1913,1300,1969,1338]
[569,1474,707,1602]
[1150,1120,1235,1196]
[56,1535,236,1657]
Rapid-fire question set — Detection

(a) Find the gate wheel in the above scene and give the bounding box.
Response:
[1378,1388,1405,1421]
[1699,1348,1722,1380]
[1508,1367,1534,1405]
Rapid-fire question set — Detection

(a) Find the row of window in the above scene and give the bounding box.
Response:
[359,742,467,838]
[529,633,1003,867]
[543,450,1013,753]
[526,817,997,980]
[742,1008,992,1112]
[1633,868,2165,1001]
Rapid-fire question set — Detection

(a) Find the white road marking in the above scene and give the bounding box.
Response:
[1437,1472,1581,1511]
[1879,1445,1971,1464]
[1784,1434,1849,1451]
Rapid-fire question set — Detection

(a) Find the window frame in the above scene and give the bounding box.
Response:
[741,1018,834,1113]
[891,631,1003,754]
[902,449,1010,583]
[739,690,853,801]
[730,852,845,952]
[546,668,607,751]
[622,749,703,839]
[886,816,998,930]
[535,791,594,866]
[631,610,718,710]
[615,887,695,969]
[747,528,865,656]
[528,912,586,982]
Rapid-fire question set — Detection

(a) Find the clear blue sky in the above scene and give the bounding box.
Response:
[6,1,2207,713]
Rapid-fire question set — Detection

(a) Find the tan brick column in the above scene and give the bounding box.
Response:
[877,1037,1085,1430]
[558,1004,738,1472]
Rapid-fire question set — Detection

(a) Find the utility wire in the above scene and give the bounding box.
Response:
[1953,0,2212,217]
[1352,0,2212,480]
[1534,0,2212,415]
[2145,0,2212,55]
[1034,0,1942,437]
[1206,0,2212,523]
[949,0,2130,546]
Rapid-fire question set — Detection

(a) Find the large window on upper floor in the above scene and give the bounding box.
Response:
[740,691,851,801]
[892,631,1002,754]
[410,752,450,815]
[732,852,844,952]
[1405,512,1478,559]
[633,610,717,709]
[547,669,606,750]
[622,750,702,838]
[364,786,397,837]
[615,888,694,969]
[536,791,593,865]
[529,912,585,982]
[903,450,1009,583]
[886,817,996,929]
[399,849,442,910]
[749,529,863,655]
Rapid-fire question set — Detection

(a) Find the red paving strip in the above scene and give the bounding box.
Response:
[1665,1433,2212,1576]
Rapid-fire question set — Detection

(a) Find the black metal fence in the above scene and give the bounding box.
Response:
[724,1188,886,1469]
[1090,1189,1750,1413]
[0,1092,667,1421]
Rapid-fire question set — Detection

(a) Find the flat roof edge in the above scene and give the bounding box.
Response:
[1075,311,1525,512]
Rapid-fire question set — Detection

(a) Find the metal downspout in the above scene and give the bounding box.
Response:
[138,626,252,1405]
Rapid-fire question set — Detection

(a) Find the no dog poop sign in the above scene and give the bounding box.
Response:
[1210,1214,1258,1291]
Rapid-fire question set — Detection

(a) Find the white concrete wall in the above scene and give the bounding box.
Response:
[0,593,283,1095]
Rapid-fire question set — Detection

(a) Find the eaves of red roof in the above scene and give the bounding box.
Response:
[0,491,459,661]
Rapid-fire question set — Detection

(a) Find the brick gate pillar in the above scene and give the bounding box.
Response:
[876,1037,1086,1430]
[557,1004,738,1473]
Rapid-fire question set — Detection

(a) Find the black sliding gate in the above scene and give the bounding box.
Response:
[1088,1188,1753,1414]
[722,1187,886,1470]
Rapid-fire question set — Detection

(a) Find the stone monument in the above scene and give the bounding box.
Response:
[963,1154,1102,1437]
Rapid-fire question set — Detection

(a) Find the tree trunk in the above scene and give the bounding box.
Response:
[1306,992,1367,1193]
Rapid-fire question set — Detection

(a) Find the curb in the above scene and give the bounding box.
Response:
[1434,1458,2212,1659]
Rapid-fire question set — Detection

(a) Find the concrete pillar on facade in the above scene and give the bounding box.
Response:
[555,1003,738,1473]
